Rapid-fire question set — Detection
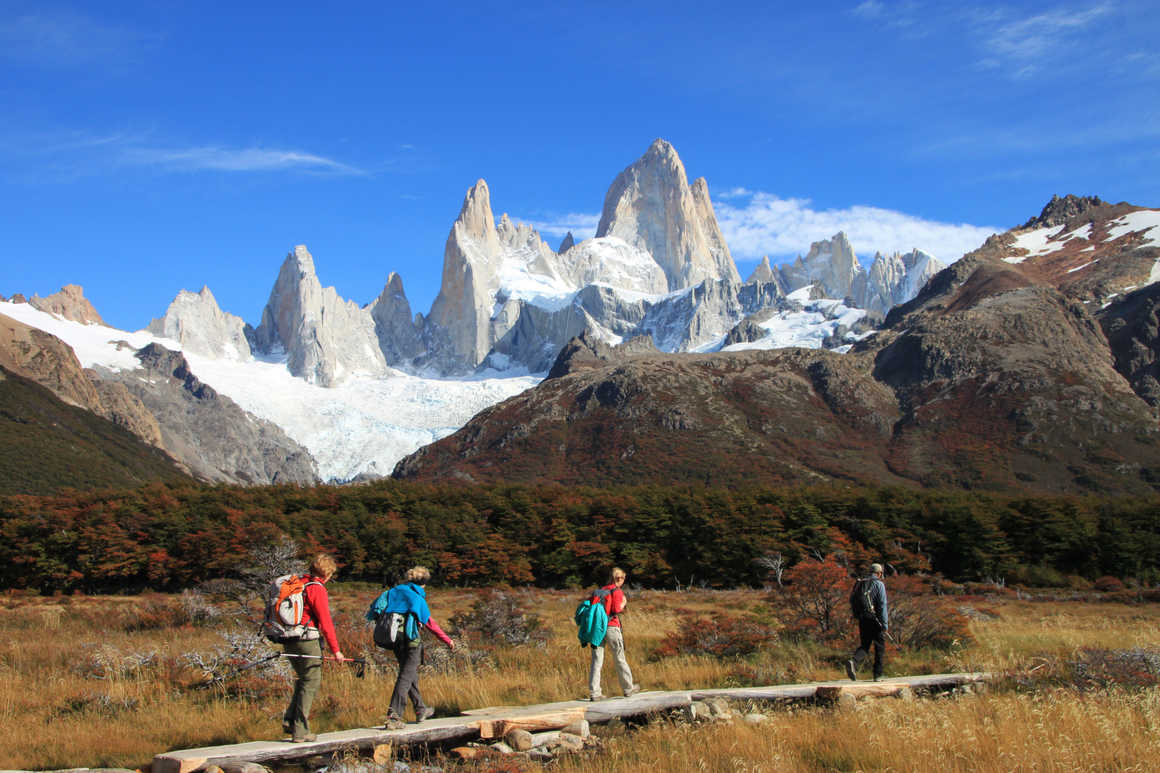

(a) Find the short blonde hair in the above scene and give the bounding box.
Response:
[309,554,337,579]
[405,566,431,584]
[609,567,626,583]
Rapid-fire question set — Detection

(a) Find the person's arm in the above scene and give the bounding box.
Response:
[424,617,455,649]
[874,581,889,630]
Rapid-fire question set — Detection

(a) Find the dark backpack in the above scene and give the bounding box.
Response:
[372,610,420,648]
[850,578,877,620]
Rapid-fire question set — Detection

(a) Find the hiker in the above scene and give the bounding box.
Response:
[846,562,889,682]
[283,553,347,743]
[366,566,455,730]
[588,567,640,700]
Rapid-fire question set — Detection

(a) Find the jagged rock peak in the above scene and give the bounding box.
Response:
[1021,194,1107,229]
[289,244,316,273]
[747,256,775,283]
[559,232,575,253]
[29,284,105,325]
[596,138,740,290]
[384,271,406,296]
[147,285,252,361]
[458,179,496,238]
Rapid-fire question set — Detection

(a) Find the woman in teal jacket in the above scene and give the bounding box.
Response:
[366,566,454,729]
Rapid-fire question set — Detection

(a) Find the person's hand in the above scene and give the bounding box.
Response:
[448,640,456,651]
[333,651,348,662]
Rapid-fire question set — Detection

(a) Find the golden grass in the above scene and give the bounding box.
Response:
[1,588,1158,771]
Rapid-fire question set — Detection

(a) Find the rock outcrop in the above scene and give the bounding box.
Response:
[29,284,105,325]
[596,139,740,290]
[147,286,253,360]
[252,245,387,386]
[778,232,862,300]
[747,256,776,284]
[0,312,164,449]
[95,343,318,484]
[424,180,510,372]
[369,272,424,365]
[1098,282,1160,407]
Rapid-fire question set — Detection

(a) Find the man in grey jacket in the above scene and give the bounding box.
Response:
[846,562,889,681]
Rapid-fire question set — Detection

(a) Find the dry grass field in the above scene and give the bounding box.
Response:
[1,585,1158,772]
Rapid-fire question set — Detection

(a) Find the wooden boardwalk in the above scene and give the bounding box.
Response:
[152,672,988,773]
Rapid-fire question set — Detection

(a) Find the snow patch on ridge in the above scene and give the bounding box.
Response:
[1106,210,1160,248]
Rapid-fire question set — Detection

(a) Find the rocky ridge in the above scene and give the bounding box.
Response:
[30,284,106,325]
[94,343,318,484]
[393,209,1160,494]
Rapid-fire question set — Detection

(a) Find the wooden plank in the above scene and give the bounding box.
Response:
[151,720,480,773]
[476,708,587,739]
[152,672,991,772]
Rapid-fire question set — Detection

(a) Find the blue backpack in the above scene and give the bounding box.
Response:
[574,588,613,647]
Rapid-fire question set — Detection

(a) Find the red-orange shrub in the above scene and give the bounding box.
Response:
[770,556,850,641]
[652,610,776,658]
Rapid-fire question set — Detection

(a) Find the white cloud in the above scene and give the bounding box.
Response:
[971,2,1114,78]
[121,146,366,175]
[714,191,998,265]
[0,9,156,67]
[516,213,602,240]
[852,0,885,19]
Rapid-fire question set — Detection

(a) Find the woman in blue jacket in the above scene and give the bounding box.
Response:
[367,566,455,729]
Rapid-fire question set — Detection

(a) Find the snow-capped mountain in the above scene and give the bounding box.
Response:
[2,138,969,484]
[0,299,538,483]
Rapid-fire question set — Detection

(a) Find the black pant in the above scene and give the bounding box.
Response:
[852,617,886,678]
[388,640,426,719]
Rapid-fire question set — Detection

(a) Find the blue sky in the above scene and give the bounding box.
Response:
[2,0,1157,331]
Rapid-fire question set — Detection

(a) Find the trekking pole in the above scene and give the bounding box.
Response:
[280,653,367,678]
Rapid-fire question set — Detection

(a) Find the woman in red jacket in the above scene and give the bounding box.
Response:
[588,567,640,700]
[282,553,347,742]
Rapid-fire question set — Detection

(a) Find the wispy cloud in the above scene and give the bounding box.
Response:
[969,2,1122,78]
[0,8,158,68]
[714,192,998,265]
[121,146,366,175]
[516,213,602,240]
[976,2,1113,78]
[0,129,366,178]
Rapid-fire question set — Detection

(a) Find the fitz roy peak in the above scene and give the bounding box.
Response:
[596,138,740,289]
[146,139,950,386]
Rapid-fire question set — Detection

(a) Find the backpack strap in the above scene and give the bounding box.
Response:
[301,580,322,628]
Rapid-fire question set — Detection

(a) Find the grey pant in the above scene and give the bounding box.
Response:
[283,637,322,737]
[388,640,427,719]
[589,626,634,698]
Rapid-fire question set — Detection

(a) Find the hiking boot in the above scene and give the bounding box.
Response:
[290,733,317,743]
[845,660,857,681]
[385,716,407,731]
[624,684,641,697]
[416,706,436,722]
[587,694,606,701]
[873,675,884,682]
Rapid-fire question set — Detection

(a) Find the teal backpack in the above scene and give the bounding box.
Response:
[574,587,613,647]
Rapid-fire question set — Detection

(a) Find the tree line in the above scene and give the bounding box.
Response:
[1,480,1158,594]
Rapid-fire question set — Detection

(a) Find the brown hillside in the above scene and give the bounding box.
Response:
[396,248,1160,494]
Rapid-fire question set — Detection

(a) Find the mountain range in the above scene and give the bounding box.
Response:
[3,137,1159,493]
